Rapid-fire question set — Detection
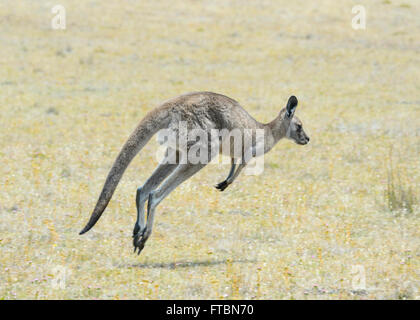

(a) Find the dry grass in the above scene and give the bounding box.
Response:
[0,0,419,299]
[385,148,417,214]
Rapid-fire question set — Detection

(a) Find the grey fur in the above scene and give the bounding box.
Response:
[79,92,310,254]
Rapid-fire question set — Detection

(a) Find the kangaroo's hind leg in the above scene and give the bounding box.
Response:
[133,162,207,254]
[133,148,179,242]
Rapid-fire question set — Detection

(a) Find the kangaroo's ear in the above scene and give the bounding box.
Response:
[285,96,298,119]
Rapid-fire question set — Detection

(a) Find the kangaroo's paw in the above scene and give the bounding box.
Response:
[215,180,229,191]
[133,229,148,255]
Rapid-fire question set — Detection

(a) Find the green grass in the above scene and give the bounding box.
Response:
[0,0,419,299]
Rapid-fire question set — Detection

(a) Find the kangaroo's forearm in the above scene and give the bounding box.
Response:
[215,159,236,191]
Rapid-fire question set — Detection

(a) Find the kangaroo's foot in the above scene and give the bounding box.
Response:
[133,222,141,236]
[133,192,156,255]
[133,228,149,255]
[215,180,229,191]
[133,187,146,236]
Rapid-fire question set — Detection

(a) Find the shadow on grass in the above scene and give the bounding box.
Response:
[123,259,256,270]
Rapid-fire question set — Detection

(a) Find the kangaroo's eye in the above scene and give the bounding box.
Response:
[296,124,302,130]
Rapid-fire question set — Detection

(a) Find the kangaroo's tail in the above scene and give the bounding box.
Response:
[79,109,170,235]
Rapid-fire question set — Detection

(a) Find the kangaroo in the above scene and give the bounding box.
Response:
[79,92,310,254]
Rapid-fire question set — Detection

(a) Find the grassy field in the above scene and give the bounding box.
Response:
[0,0,419,299]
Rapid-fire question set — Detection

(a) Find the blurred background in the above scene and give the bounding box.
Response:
[0,0,419,299]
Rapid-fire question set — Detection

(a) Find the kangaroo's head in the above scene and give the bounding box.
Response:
[283,96,310,145]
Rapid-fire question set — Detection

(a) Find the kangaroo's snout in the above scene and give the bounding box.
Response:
[299,135,310,145]
[297,136,309,145]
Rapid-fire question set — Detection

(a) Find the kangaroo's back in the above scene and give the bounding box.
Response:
[163,91,261,131]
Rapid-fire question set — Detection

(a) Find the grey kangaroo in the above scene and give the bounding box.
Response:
[79,92,310,254]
